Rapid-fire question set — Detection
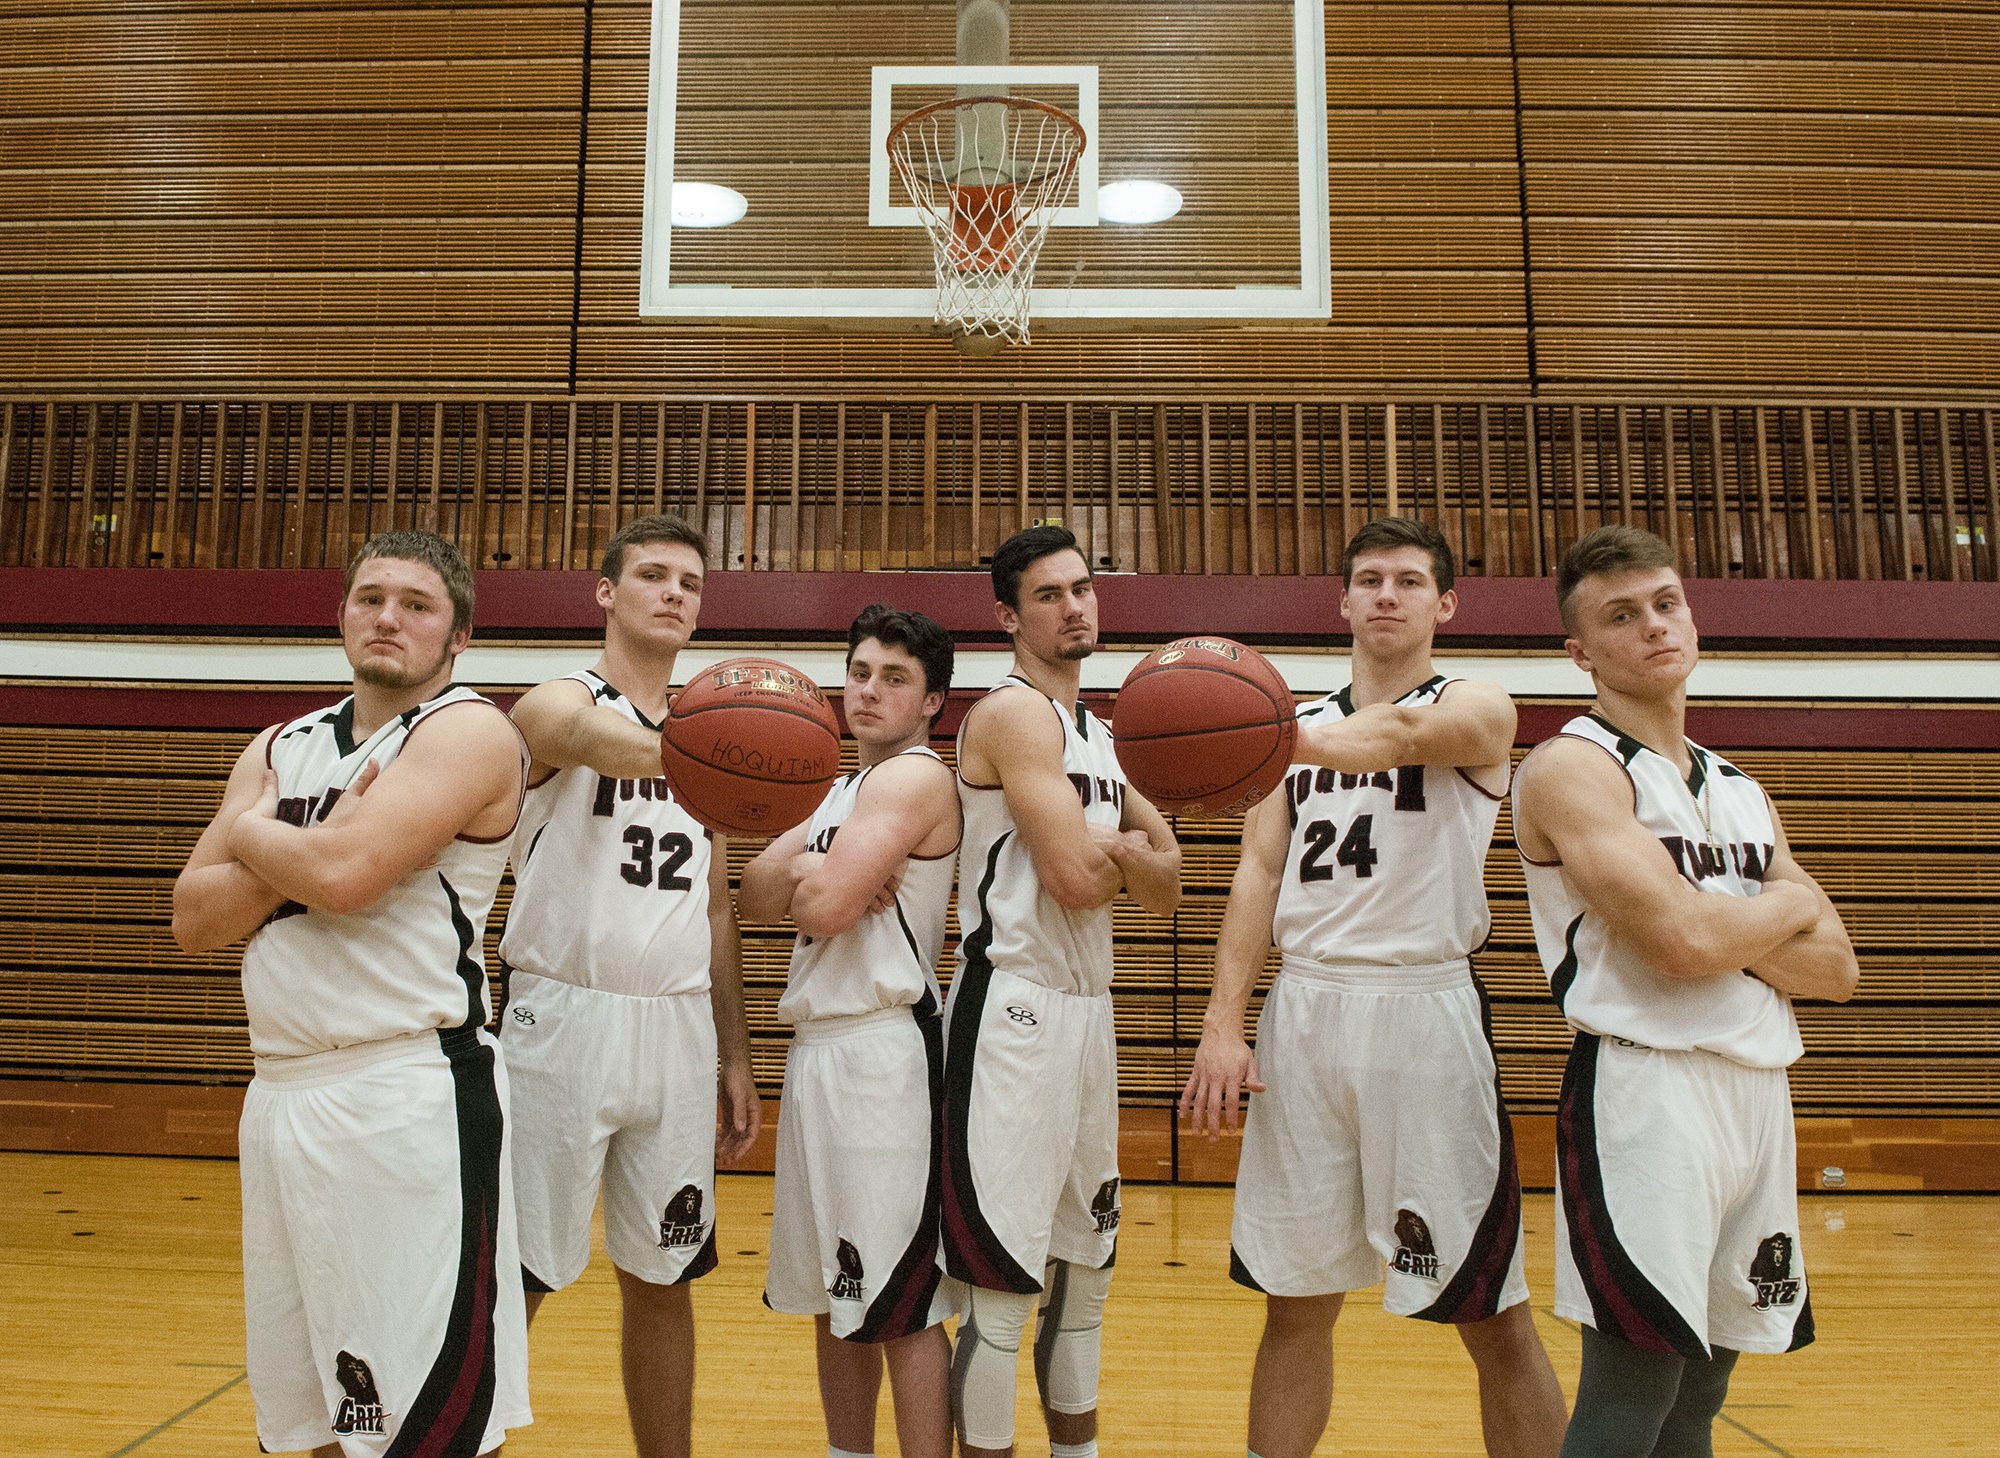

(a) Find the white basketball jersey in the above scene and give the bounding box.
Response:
[956,677,1126,999]
[777,745,958,1024]
[1270,677,1503,972]
[242,685,525,1060]
[499,671,716,998]
[1519,714,1802,1068]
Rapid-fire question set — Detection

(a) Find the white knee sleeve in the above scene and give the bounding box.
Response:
[952,1285,1037,1449]
[1034,1258,1112,1416]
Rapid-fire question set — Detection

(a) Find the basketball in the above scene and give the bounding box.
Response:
[660,656,842,836]
[1111,637,1297,819]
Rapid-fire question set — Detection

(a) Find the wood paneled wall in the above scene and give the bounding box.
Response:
[2,0,1996,395]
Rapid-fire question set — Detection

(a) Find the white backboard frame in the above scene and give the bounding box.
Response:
[638,0,1331,325]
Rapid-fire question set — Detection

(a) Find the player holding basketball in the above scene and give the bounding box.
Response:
[739,603,960,1458]
[1182,516,1566,1458]
[496,514,760,1458]
[944,524,1180,1458]
[173,530,531,1457]
[1511,526,1856,1457]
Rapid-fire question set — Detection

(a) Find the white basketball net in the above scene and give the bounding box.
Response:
[887,96,1086,347]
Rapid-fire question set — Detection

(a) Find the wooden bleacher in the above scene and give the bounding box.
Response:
[4,725,1993,1126]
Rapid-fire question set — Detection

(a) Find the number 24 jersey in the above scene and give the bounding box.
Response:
[1270,676,1504,971]
[499,671,716,998]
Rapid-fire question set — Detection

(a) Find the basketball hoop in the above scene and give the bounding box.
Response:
[886,95,1086,347]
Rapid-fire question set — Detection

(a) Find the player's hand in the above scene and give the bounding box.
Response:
[1756,878,1820,936]
[1178,1023,1265,1140]
[863,866,904,917]
[715,1057,762,1165]
[319,759,380,827]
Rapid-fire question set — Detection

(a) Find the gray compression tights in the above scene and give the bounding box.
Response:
[1560,1325,1741,1458]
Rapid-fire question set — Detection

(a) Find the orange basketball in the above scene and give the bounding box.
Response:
[660,656,841,836]
[1111,637,1296,819]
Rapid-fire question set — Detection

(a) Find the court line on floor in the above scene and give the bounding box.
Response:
[1542,1308,1797,1458]
[106,1371,245,1458]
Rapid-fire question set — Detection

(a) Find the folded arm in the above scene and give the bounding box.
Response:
[1107,787,1181,920]
[1748,803,1860,1003]
[1512,738,1819,982]
[172,729,287,952]
[226,702,524,916]
[786,754,958,939]
[972,693,1123,912]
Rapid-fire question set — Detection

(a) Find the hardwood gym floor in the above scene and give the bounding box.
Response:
[3,1152,1993,1457]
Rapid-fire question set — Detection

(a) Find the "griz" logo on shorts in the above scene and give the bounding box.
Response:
[658,1184,707,1249]
[1748,1233,1801,1309]
[331,1351,388,1436]
[1390,1208,1441,1280]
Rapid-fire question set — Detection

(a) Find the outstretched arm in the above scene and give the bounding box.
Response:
[1179,794,1287,1136]
[172,729,286,952]
[1749,803,1860,1003]
[227,702,523,915]
[707,840,762,1163]
[1298,678,1516,783]
[1512,738,1819,982]
[511,675,667,781]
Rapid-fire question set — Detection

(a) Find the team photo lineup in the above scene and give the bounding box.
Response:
[169,508,1858,1458]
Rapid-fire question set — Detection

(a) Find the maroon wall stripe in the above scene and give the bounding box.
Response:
[4,569,1998,647]
[3,683,1994,749]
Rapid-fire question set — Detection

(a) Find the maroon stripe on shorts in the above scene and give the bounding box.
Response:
[1414,971,1523,1325]
[383,1028,504,1457]
[1556,1032,1709,1360]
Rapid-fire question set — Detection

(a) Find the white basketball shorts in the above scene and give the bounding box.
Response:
[240,1025,531,1457]
[1230,960,1529,1321]
[939,962,1122,1293]
[1556,1033,1814,1358]
[764,1001,956,1340]
[500,970,719,1289]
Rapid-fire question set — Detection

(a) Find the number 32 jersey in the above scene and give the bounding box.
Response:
[1270,676,1504,971]
[499,670,715,998]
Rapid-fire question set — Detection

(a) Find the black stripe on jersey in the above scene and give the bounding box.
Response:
[851,992,948,1343]
[1585,712,1646,767]
[893,901,926,979]
[439,874,486,1031]
[1556,1032,1710,1361]
[331,700,358,758]
[1686,747,1710,798]
[940,833,1042,1296]
[1549,913,1586,1012]
[383,1026,503,1457]
[1412,969,1522,1325]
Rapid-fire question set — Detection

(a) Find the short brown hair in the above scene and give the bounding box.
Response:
[602,514,708,584]
[1340,516,1455,594]
[992,523,1087,610]
[343,530,474,635]
[1556,526,1677,632]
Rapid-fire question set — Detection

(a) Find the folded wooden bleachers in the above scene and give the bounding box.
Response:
[4,724,1994,1131]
